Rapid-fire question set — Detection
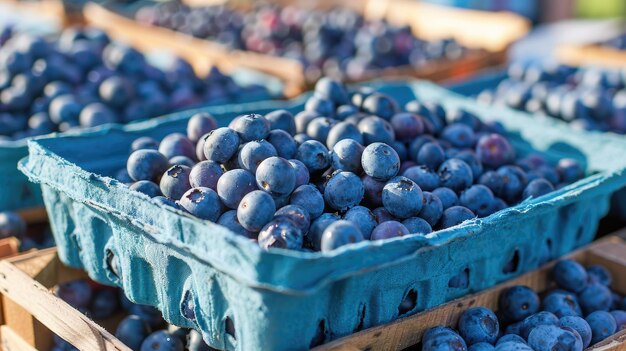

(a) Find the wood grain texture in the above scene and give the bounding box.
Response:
[557,44,626,69]
[0,325,39,351]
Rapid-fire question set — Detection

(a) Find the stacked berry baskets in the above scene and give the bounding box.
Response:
[19,80,626,350]
[0,26,278,212]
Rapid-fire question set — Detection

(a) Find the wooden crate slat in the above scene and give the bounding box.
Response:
[0,325,39,351]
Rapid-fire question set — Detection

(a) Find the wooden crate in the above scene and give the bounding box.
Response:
[313,232,626,351]
[2,234,626,351]
[83,0,529,97]
[0,0,84,27]
[557,43,626,69]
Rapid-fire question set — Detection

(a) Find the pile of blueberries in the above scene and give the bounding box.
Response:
[476,62,626,134]
[0,26,270,141]
[0,210,54,251]
[423,259,626,351]
[53,278,213,351]
[135,2,467,82]
[602,32,626,50]
[120,78,584,252]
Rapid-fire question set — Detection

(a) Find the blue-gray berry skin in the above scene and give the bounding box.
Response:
[158,133,196,160]
[290,184,325,219]
[308,213,341,250]
[130,180,162,197]
[433,187,459,210]
[258,217,303,250]
[131,136,159,152]
[358,116,395,145]
[371,220,409,240]
[552,260,588,293]
[216,169,256,209]
[307,117,336,143]
[418,192,443,226]
[217,210,255,238]
[362,175,386,207]
[460,185,495,218]
[289,159,310,187]
[275,204,311,235]
[256,156,297,197]
[390,112,424,141]
[331,139,365,174]
[323,171,364,211]
[382,176,423,219]
[237,190,276,232]
[159,165,192,200]
[267,129,297,159]
[265,109,296,136]
[527,325,582,351]
[139,330,184,351]
[237,140,277,173]
[320,220,364,252]
[520,311,559,340]
[522,178,554,200]
[542,291,582,318]
[127,149,169,182]
[326,121,363,149]
[179,187,222,222]
[469,342,495,351]
[438,158,474,193]
[189,160,223,190]
[186,112,217,143]
[440,206,475,229]
[417,142,445,170]
[402,217,432,235]
[458,307,499,345]
[578,283,613,315]
[203,127,240,163]
[343,206,377,240]
[587,265,612,286]
[498,285,540,324]
[559,316,592,348]
[362,142,400,181]
[422,327,467,351]
[403,165,440,191]
[231,113,270,142]
[296,140,330,173]
[294,110,320,134]
[586,311,617,345]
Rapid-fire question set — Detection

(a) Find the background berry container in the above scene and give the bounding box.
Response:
[445,70,626,221]
[83,0,530,97]
[18,81,626,351]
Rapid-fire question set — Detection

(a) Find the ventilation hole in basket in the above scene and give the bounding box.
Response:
[355,305,367,332]
[225,316,236,340]
[398,289,418,316]
[105,249,120,277]
[181,290,195,320]
[503,249,520,274]
[309,319,328,348]
[448,268,470,289]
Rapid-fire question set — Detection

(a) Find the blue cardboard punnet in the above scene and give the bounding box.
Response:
[445,70,626,220]
[19,81,626,351]
[0,69,281,212]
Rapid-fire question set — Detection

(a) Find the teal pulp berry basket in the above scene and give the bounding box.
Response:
[19,81,626,351]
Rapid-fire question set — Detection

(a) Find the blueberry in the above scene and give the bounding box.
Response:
[189,161,223,190]
[331,139,365,174]
[422,328,467,351]
[307,117,336,144]
[256,157,297,196]
[611,310,626,331]
[560,316,592,348]
[159,165,192,200]
[476,134,515,169]
[217,210,255,238]
[409,135,437,162]
[441,124,476,149]
[460,185,495,218]
[343,206,377,240]
[237,190,276,232]
[238,140,277,173]
[28,112,56,134]
[217,169,256,209]
[55,280,92,309]
[203,127,241,163]
[358,116,395,145]
[401,217,432,235]
[158,133,196,160]
[432,187,459,210]
[99,76,133,108]
[179,187,221,221]
[324,171,364,211]
[320,220,364,252]
[294,111,320,134]
[417,142,445,170]
[585,311,617,344]
[305,95,334,117]
[296,140,330,173]
[438,159,473,193]
[403,165,440,192]
[449,268,469,289]
[542,291,582,318]
[360,175,385,207]
[469,343,495,351]
[458,307,499,345]
[308,213,341,250]
[78,103,117,127]
[578,283,613,315]
[587,265,612,286]
[267,130,297,159]
[362,93,397,120]
[187,329,213,351]
[390,112,423,141]
[314,77,348,105]
[479,171,505,197]
[520,311,559,339]
[168,156,195,168]
[380,176,423,219]
[140,330,183,351]
[527,166,559,186]
[128,304,164,329]
[522,178,554,200]
[456,150,483,180]
[326,121,363,148]
[275,204,310,235]
[373,207,395,224]
[418,191,444,226]
[49,94,81,124]
[116,315,152,351]
[265,109,296,136]
[290,184,324,219]
[289,159,310,187]
[362,142,400,181]
[498,285,540,323]
[0,211,26,239]
[371,221,409,240]
[187,112,217,143]
[336,105,359,121]
[527,325,582,351]
[90,289,119,319]
[258,217,303,250]
[130,180,162,197]
[439,206,475,229]
[556,159,584,183]
[552,260,588,293]
[496,166,527,204]
[496,335,526,346]
[153,196,180,210]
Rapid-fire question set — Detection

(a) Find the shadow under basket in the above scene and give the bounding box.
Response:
[18,81,626,350]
